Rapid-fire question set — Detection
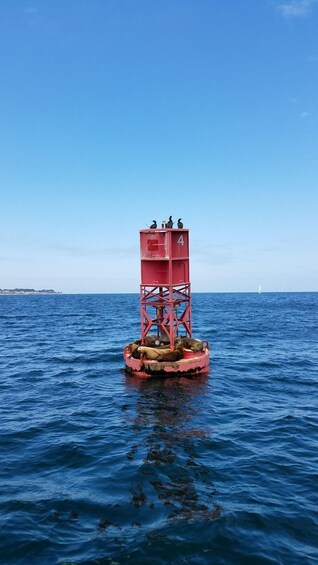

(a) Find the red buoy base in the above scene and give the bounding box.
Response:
[124,344,210,379]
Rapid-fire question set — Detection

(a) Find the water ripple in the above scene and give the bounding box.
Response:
[0,293,317,564]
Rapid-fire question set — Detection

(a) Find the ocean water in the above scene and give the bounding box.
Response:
[0,292,317,565]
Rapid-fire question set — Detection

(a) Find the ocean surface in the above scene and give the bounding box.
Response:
[0,292,317,565]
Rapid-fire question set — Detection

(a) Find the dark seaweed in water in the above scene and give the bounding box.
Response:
[0,292,318,564]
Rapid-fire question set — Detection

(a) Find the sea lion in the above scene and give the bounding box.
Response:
[144,334,160,346]
[128,334,165,358]
[130,342,141,358]
[138,337,184,362]
[181,337,204,352]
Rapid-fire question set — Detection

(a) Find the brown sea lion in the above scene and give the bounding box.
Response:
[144,334,160,346]
[129,342,141,359]
[137,337,184,362]
[181,337,204,352]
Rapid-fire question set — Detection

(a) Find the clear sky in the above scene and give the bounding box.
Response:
[1,0,317,293]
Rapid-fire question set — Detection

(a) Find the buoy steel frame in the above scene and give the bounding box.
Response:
[140,283,192,347]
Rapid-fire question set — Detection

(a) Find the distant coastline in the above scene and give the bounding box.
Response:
[0,288,62,295]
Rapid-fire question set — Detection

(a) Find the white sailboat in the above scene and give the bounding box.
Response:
[258,284,262,294]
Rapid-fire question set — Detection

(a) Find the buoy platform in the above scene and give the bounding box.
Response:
[124,341,210,378]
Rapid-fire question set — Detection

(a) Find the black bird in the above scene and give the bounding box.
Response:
[177,218,183,229]
[150,220,157,229]
[166,216,173,228]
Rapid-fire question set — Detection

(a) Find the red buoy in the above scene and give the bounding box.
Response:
[124,222,210,378]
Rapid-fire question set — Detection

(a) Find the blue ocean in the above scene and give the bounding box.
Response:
[0,293,317,564]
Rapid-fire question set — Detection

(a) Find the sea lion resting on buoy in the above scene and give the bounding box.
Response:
[181,337,204,352]
[138,337,184,362]
[144,334,160,346]
[130,342,141,358]
[129,334,164,358]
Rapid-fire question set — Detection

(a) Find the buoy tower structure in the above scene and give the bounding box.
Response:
[124,222,210,378]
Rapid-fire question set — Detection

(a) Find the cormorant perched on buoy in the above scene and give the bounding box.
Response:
[150,220,157,229]
[166,216,173,228]
[177,218,183,229]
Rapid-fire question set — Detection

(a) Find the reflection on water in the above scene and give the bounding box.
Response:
[124,375,221,533]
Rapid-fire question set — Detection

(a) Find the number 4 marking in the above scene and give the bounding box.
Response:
[177,235,184,245]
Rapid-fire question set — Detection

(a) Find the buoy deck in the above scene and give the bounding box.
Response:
[124,345,210,378]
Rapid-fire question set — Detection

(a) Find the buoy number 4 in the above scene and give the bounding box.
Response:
[177,235,184,245]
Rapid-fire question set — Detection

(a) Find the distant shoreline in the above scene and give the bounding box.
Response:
[0,289,62,295]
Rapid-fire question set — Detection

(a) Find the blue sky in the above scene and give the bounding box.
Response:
[1,0,317,293]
